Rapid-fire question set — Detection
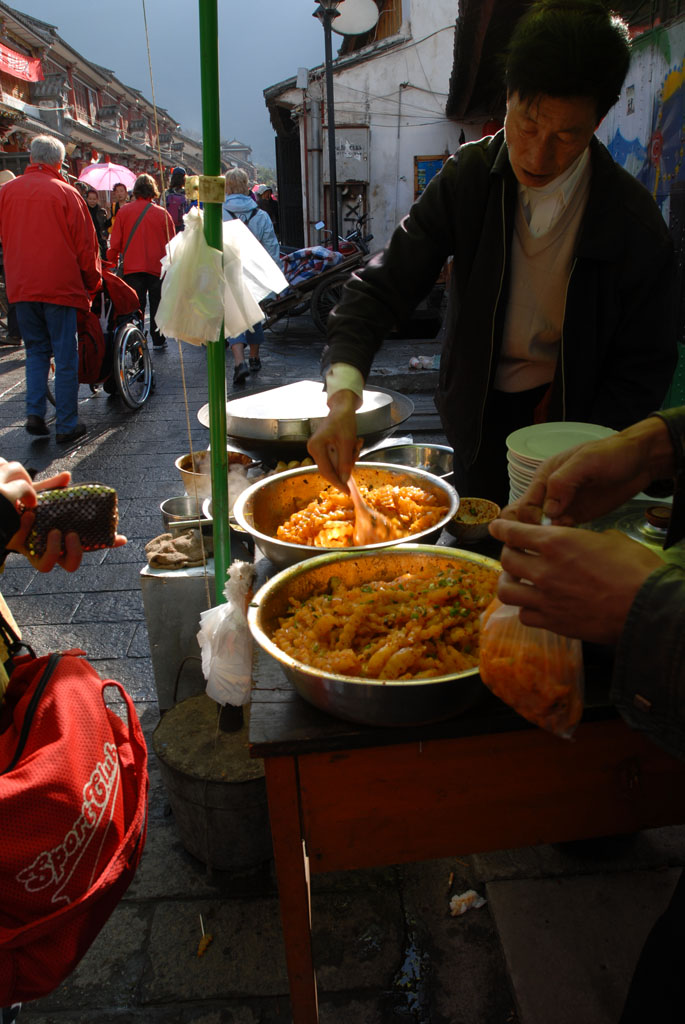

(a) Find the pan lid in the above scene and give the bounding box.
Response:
[200,380,394,441]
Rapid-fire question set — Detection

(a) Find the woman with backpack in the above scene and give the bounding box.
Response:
[165,167,189,233]
[222,168,280,386]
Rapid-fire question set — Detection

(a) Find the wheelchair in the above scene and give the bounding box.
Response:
[91,267,154,410]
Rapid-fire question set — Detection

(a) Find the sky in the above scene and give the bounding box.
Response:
[12,1,329,168]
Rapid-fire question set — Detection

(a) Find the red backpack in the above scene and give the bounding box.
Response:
[76,308,108,385]
[0,636,148,1003]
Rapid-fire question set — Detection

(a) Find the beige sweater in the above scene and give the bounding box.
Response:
[495,166,591,393]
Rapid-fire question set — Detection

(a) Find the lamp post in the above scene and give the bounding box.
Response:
[313,0,344,251]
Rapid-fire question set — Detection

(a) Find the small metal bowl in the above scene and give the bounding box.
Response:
[160,495,212,537]
[232,462,458,569]
[175,449,259,502]
[248,545,501,726]
[446,497,501,544]
[359,443,454,480]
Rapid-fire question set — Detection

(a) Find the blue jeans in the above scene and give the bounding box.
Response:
[15,302,79,434]
[228,321,264,350]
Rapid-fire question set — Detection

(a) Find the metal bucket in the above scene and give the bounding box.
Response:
[152,694,272,871]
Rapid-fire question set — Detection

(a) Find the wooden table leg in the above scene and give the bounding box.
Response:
[264,756,319,1024]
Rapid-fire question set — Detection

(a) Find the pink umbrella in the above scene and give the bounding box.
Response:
[77,162,137,191]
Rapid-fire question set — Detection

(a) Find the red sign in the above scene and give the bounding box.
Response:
[0,43,43,83]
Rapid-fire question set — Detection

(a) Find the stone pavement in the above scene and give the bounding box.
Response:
[0,316,684,1024]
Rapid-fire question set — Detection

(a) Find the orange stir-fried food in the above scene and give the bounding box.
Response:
[478,598,584,737]
[271,562,500,679]
[276,482,449,547]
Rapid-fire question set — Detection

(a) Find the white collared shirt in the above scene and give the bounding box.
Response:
[519,147,590,238]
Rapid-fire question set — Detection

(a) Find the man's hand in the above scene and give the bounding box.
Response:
[500,417,675,526]
[489,518,663,644]
[307,389,361,492]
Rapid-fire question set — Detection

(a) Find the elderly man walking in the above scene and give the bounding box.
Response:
[0,135,101,443]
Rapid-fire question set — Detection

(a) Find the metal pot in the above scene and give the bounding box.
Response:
[248,545,500,726]
[232,462,458,568]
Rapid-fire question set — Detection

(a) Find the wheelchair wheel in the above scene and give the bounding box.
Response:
[113,321,153,409]
[310,273,349,335]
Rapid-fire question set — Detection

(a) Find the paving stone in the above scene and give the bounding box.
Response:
[141,898,289,1001]
[126,620,152,657]
[92,657,157,699]
[311,887,404,992]
[27,902,152,1012]
[398,857,517,1024]
[488,868,681,1024]
[23,563,141,594]
[9,593,81,624]
[126,819,275,901]
[71,589,144,622]
[23,621,137,659]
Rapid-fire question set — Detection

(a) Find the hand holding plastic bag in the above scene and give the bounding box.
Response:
[156,207,224,346]
[197,560,256,706]
[478,597,584,738]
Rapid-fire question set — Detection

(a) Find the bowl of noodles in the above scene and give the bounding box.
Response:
[248,545,501,726]
[232,462,458,569]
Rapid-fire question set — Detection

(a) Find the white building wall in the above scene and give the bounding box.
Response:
[286,0,463,250]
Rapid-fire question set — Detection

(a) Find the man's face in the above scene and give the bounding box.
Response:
[504,92,599,188]
[113,185,127,203]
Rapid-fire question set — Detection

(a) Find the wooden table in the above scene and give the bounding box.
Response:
[249,644,685,1024]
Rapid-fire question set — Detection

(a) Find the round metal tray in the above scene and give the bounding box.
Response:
[197,384,414,461]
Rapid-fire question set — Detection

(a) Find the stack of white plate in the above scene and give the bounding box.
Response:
[506,421,617,504]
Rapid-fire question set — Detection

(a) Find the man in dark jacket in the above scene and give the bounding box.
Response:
[0,135,101,444]
[308,0,678,506]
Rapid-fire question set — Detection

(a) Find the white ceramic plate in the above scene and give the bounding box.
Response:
[506,421,616,461]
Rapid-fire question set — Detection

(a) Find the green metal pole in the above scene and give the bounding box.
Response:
[198,0,230,604]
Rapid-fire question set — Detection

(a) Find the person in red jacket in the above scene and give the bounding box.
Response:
[108,173,175,350]
[0,135,101,444]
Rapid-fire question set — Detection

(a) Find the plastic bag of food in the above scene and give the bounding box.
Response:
[478,597,584,738]
[197,560,256,706]
[156,206,224,345]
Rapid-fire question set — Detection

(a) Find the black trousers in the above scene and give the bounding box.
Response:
[450,384,550,508]
[619,867,685,1023]
[124,272,164,347]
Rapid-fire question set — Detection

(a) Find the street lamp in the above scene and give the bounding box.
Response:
[313,0,344,251]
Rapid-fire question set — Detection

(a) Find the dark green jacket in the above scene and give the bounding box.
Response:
[612,406,685,759]
[326,131,678,471]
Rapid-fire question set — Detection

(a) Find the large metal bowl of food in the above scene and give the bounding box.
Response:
[248,545,501,726]
[359,443,454,480]
[232,462,458,569]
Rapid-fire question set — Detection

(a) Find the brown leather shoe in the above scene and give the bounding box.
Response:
[25,415,49,436]
[56,422,87,444]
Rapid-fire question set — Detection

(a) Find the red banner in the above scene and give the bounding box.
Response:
[0,43,43,83]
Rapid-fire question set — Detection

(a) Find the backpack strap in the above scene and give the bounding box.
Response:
[121,204,152,259]
[226,208,259,224]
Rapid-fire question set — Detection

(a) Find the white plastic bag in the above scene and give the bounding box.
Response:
[197,560,256,706]
[478,597,584,738]
[156,207,224,345]
[222,218,288,338]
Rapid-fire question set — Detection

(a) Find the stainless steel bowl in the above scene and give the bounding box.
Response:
[160,495,204,531]
[359,443,454,480]
[232,463,458,568]
[248,545,501,726]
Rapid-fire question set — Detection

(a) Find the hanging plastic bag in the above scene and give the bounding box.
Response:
[222,218,288,338]
[156,207,224,346]
[197,560,256,707]
[478,597,584,739]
